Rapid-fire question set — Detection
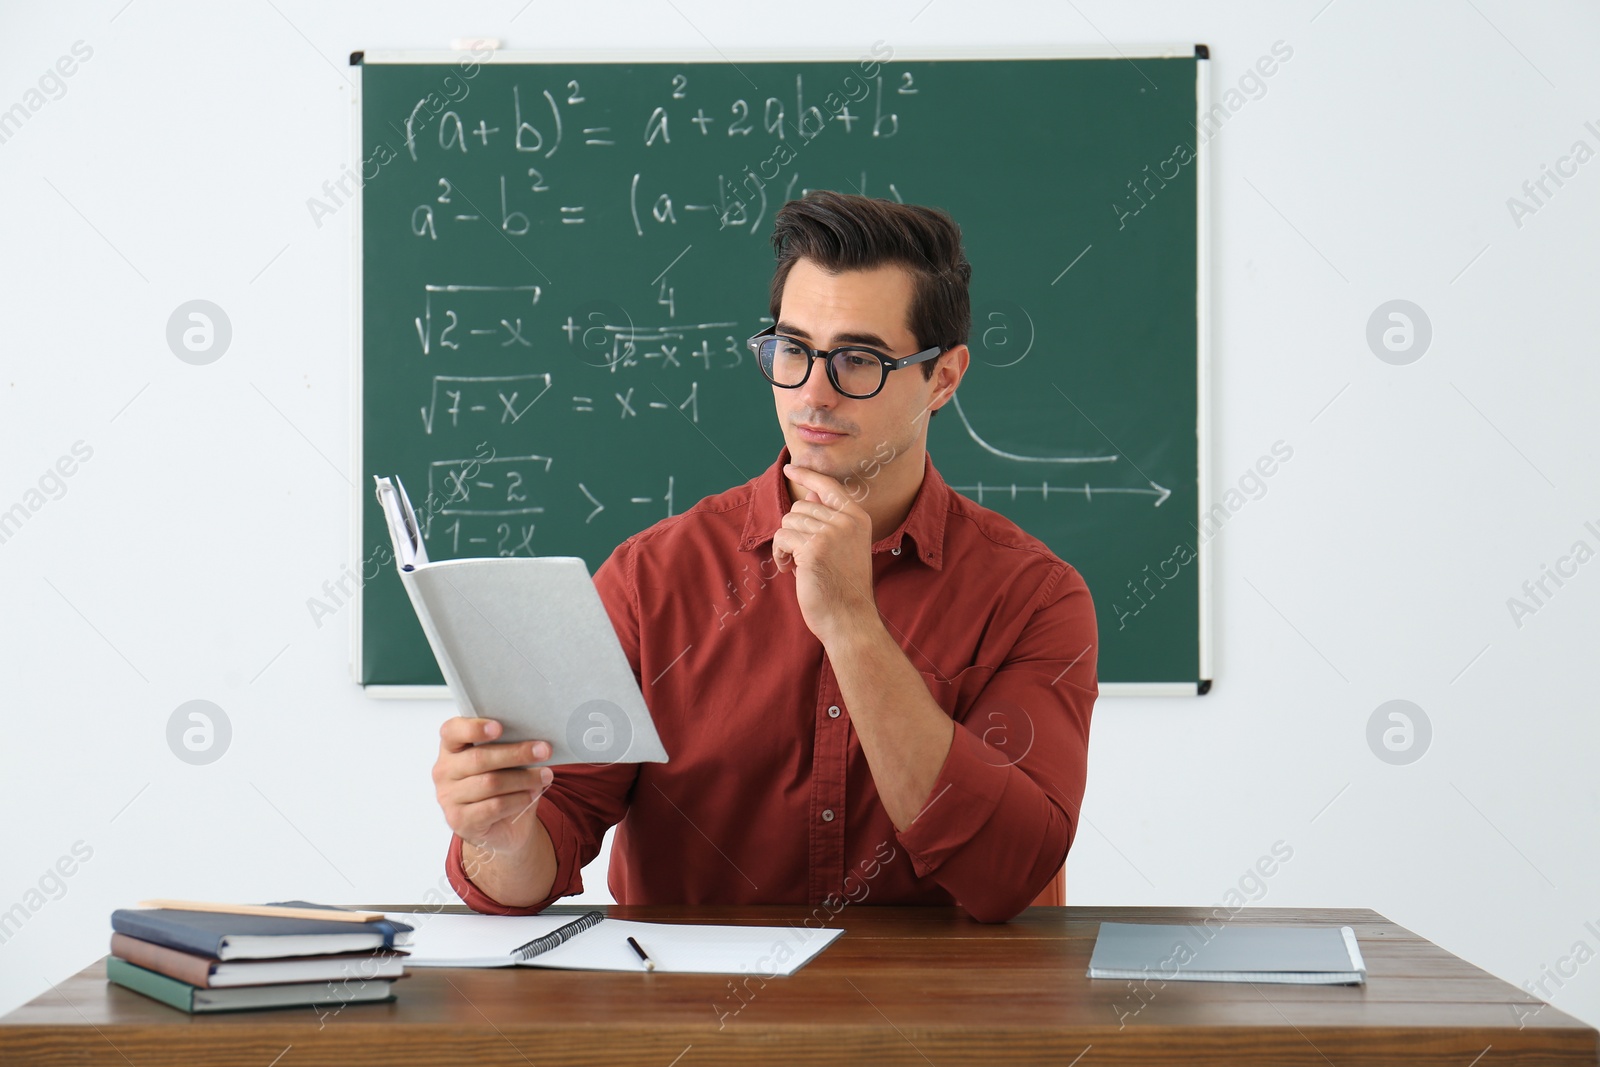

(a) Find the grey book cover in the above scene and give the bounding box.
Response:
[1088,922,1366,985]
[374,475,669,767]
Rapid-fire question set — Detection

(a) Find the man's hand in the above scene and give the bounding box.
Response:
[433,717,553,856]
[773,462,879,645]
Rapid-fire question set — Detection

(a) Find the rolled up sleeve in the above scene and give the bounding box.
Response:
[894,563,1097,922]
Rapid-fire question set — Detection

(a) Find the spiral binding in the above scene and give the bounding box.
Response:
[511,909,606,961]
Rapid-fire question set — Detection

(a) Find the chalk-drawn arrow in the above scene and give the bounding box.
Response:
[942,394,1166,506]
[951,480,1172,508]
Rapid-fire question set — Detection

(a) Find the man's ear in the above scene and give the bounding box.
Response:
[931,344,970,412]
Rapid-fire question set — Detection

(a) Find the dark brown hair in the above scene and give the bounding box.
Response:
[768,191,970,392]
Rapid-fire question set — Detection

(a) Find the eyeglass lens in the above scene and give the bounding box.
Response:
[759,337,883,397]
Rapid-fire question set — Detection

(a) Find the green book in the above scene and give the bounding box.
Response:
[106,957,396,1013]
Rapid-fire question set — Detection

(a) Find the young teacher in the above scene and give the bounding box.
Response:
[432,191,1098,923]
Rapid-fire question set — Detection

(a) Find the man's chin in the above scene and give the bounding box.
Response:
[787,436,856,474]
[790,435,850,454]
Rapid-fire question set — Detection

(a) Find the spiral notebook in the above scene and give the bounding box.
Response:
[390,910,842,975]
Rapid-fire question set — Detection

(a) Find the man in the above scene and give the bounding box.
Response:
[433,191,1097,924]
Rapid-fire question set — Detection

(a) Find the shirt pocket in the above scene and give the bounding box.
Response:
[915,664,995,722]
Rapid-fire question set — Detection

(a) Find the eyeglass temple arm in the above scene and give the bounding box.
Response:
[886,345,945,370]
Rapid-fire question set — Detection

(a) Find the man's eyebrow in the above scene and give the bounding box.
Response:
[775,321,893,350]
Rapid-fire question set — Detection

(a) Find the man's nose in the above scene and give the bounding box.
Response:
[798,356,841,408]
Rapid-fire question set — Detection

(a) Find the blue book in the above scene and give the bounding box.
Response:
[110,903,413,961]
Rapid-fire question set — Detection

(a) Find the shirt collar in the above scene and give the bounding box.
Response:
[739,445,948,570]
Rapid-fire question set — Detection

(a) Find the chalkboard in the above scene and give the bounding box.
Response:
[354,46,1211,695]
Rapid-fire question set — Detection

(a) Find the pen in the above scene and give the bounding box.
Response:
[626,935,656,972]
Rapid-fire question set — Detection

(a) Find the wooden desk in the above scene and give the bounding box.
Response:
[2,905,1594,1066]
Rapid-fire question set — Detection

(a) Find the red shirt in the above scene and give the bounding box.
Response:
[446,445,1098,923]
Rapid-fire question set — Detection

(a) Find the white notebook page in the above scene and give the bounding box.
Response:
[388,912,842,975]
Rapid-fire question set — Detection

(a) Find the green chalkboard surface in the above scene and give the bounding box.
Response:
[356,47,1209,693]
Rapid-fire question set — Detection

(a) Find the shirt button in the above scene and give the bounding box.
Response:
[891,546,902,556]
[821,809,835,822]
[827,705,840,718]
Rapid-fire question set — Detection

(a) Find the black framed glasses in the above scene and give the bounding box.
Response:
[748,326,944,400]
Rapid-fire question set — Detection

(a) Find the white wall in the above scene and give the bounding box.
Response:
[3,0,1597,1031]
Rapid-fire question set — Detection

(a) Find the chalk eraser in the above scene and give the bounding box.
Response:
[452,37,500,52]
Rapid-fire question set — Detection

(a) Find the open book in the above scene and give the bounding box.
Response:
[373,475,669,767]
[389,910,842,976]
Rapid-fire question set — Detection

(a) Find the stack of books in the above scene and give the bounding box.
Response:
[106,899,412,1014]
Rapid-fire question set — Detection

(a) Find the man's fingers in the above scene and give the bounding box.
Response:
[784,464,849,509]
[435,719,557,846]
[440,716,501,752]
[436,739,552,785]
[464,740,551,777]
[446,765,551,805]
[782,512,826,535]
[788,500,835,519]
